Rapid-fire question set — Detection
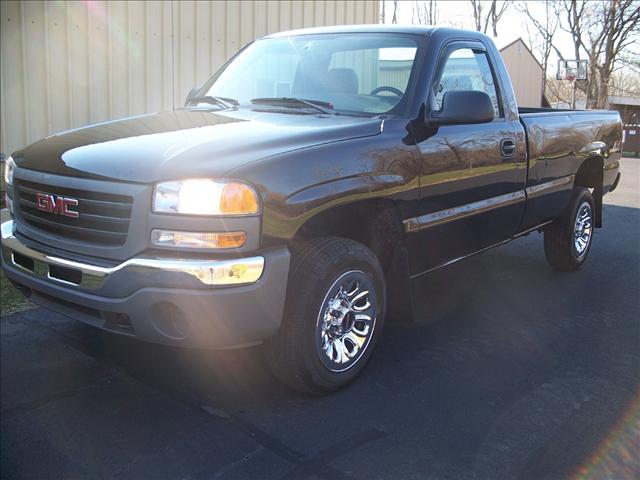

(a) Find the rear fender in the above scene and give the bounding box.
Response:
[574,156,604,227]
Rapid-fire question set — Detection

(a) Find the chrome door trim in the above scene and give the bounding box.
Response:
[524,175,575,200]
[403,175,575,234]
[403,190,525,233]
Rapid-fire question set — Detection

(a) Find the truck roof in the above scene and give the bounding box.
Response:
[263,25,494,46]
[264,24,439,38]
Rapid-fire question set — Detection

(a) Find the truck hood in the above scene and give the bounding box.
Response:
[14,109,383,183]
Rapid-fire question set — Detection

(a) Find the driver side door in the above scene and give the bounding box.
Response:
[405,42,527,275]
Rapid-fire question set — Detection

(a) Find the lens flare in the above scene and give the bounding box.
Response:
[571,391,640,480]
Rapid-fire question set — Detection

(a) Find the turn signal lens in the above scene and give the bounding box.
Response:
[220,183,259,215]
[151,229,246,249]
[216,232,247,248]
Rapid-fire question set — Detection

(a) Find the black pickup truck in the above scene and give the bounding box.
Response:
[2,26,622,393]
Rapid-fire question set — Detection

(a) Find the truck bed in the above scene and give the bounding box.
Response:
[518,107,621,189]
[516,107,622,230]
[518,106,615,115]
[518,107,580,114]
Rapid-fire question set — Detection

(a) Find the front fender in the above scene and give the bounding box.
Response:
[227,123,420,246]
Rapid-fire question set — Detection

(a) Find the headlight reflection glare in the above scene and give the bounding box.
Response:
[153,180,259,215]
[3,155,15,186]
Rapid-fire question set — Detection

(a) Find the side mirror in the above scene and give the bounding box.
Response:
[185,86,199,107]
[429,90,495,126]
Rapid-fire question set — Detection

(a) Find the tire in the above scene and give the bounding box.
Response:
[544,187,595,271]
[264,237,386,394]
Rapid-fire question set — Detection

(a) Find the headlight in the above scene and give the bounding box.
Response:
[153,180,259,215]
[3,155,15,186]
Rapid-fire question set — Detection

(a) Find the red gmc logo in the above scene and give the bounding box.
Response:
[35,193,79,218]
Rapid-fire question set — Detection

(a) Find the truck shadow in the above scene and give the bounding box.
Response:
[57,233,552,406]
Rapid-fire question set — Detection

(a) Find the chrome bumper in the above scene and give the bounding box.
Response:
[1,219,264,290]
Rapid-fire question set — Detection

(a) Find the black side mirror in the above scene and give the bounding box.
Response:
[429,90,495,126]
[185,86,199,107]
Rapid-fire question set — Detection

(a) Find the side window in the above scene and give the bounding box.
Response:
[434,47,502,117]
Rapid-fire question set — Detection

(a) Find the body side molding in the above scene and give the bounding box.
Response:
[403,191,525,233]
[403,175,575,233]
[525,175,575,200]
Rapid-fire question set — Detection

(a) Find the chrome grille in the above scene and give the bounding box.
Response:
[15,179,133,246]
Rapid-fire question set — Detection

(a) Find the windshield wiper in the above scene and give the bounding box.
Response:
[187,95,238,109]
[251,97,335,115]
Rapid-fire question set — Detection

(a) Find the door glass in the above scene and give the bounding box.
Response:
[434,48,502,117]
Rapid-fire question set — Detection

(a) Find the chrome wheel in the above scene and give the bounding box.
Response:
[316,270,377,373]
[573,201,593,257]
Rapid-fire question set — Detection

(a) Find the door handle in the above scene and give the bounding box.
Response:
[500,138,516,157]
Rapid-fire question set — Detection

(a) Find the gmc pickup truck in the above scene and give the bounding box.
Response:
[2,26,622,393]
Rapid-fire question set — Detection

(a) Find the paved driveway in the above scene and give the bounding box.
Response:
[2,158,639,479]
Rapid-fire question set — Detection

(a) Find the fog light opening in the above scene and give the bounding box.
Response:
[12,252,34,272]
[149,302,190,340]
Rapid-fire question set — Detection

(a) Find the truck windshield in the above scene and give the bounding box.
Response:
[201,34,418,115]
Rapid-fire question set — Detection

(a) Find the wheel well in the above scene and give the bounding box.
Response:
[294,200,399,270]
[293,200,415,321]
[574,156,603,227]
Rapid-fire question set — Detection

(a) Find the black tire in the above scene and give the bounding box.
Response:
[544,188,595,271]
[264,237,386,394]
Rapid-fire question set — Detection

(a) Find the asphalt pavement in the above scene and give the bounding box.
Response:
[2,158,639,480]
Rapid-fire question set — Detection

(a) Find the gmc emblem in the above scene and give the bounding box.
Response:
[35,193,79,218]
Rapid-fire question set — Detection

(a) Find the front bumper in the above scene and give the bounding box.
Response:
[1,217,290,349]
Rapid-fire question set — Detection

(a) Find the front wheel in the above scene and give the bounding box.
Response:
[544,187,595,271]
[264,237,386,393]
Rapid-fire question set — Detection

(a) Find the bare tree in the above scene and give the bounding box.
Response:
[546,75,585,106]
[517,1,561,100]
[413,0,439,25]
[561,0,640,108]
[520,1,639,109]
[470,0,486,32]
[392,0,399,24]
[610,68,640,96]
[619,51,640,75]
[470,0,509,36]
[561,0,599,107]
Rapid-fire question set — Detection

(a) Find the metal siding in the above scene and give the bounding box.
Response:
[0,0,378,157]
[499,40,543,108]
[3,1,28,150]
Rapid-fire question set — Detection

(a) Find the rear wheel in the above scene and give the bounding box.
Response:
[544,188,595,271]
[264,237,385,393]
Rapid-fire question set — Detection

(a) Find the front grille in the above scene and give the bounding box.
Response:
[15,179,133,246]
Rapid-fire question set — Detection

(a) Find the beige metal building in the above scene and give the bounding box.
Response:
[499,38,544,108]
[0,0,379,157]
